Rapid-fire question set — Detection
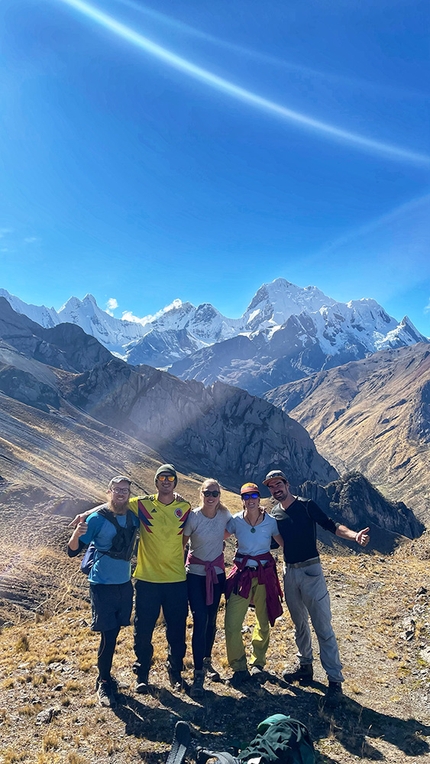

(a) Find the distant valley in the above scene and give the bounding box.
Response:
[0,294,422,555]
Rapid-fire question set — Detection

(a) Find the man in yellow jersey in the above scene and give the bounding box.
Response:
[128,464,191,693]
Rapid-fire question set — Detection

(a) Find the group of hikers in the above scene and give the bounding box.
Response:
[67,464,370,709]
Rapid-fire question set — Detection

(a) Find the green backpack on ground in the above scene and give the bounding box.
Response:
[196,714,315,764]
[237,715,315,764]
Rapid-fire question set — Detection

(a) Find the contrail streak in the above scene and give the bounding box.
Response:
[109,0,429,100]
[56,0,430,165]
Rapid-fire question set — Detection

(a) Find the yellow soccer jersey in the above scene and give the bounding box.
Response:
[129,495,191,583]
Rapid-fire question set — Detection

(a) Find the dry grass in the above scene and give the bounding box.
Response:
[0,536,429,763]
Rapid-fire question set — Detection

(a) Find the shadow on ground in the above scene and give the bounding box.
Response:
[110,673,430,762]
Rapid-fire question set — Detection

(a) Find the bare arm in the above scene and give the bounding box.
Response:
[67,521,88,551]
[336,524,370,547]
[273,533,284,548]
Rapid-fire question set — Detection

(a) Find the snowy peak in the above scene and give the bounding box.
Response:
[243,278,336,332]
[0,280,427,378]
[0,288,60,328]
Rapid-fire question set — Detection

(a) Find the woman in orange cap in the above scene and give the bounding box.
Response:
[224,482,283,688]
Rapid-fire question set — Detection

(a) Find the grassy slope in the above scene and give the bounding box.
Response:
[0,530,429,764]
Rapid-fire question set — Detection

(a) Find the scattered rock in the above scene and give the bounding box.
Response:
[402,617,416,641]
[36,706,60,724]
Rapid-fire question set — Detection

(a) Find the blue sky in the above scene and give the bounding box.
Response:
[1,0,429,334]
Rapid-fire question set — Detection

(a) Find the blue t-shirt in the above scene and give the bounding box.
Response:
[80,510,139,585]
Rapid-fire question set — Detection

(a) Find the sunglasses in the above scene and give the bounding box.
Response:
[157,475,176,482]
[203,490,220,497]
[242,492,260,500]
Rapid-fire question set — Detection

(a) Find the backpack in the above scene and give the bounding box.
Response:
[197,715,315,764]
[80,506,138,575]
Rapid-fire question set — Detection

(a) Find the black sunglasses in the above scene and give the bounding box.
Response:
[203,490,220,497]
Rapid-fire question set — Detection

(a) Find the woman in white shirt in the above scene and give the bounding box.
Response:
[183,478,232,698]
[224,482,283,688]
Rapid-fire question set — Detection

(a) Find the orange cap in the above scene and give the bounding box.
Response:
[240,482,260,496]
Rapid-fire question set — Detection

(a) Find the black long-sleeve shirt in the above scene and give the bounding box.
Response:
[271,497,337,564]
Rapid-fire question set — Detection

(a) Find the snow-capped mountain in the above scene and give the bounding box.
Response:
[1,280,427,396]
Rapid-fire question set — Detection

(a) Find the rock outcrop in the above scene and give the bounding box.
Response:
[265,344,430,523]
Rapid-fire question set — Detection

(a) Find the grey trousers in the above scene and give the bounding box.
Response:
[283,561,344,683]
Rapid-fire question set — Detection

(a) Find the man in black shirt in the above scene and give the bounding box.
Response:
[263,469,370,705]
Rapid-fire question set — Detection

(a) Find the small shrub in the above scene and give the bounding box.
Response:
[15,633,29,653]
[42,730,60,751]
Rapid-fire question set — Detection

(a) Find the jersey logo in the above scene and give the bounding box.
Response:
[174,508,183,518]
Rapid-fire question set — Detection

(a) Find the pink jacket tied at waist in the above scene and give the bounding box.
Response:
[225,552,283,626]
[186,551,225,605]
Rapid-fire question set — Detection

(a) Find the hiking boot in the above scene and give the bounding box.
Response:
[203,657,220,682]
[167,667,183,690]
[97,679,116,708]
[135,676,149,694]
[325,681,343,707]
[250,665,265,681]
[190,670,205,699]
[227,670,251,688]
[282,663,313,684]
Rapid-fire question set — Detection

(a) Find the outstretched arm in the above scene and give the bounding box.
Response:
[336,524,370,547]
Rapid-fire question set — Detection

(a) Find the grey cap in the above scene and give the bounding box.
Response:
[108,475,132,490]
[262,470,288,486]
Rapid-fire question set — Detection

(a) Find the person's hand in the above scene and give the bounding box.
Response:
[68,513,87,528]
[72,521,88,538]
[356,527,370,547]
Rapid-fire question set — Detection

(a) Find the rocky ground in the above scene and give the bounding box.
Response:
[0,524,429,764]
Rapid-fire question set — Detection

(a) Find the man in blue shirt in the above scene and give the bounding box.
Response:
[67,476,139,708]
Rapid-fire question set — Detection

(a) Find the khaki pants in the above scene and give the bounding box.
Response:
[284,561,344,683]
[225,577,270,671]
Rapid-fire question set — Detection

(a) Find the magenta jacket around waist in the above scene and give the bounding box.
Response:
[225,552,283,626]
[186,551,225,605]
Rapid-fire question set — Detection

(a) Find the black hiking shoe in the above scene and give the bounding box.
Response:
[166,720,191,764]
[325,681,343,707]
[203,657,220,682]
[167,667,184,690]
[97,679,116,708]
[250,664,265,681]
[135,676,149,694]
[190,670,205,699]
[282,663,314,684]
[227,670,251,688]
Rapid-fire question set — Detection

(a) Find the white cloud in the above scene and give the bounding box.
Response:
[0,228,13,239]
[121,298,184,326]
[105,297,119,316]
[24,236,38,244]
[425,300,430,314]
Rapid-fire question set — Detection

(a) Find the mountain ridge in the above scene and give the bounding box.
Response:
[0,297,422,549]
[1,281,426,392]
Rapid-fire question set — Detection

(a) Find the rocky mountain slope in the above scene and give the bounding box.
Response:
[264,343,430,523]
[0,298,421,549]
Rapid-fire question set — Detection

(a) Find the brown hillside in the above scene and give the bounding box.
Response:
[265,343,430,524]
